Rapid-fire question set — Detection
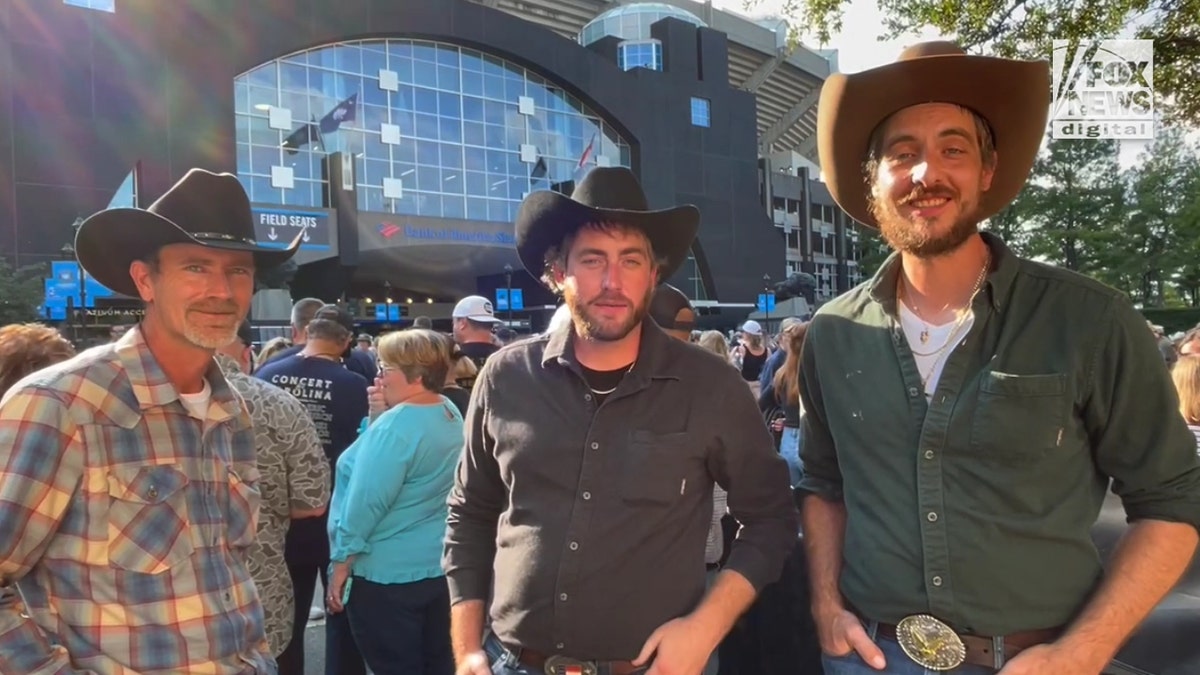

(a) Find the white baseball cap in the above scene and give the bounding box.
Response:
[741,320,763,336]
[452,295,502,323]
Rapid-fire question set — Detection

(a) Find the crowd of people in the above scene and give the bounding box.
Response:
[0,39,1199,675]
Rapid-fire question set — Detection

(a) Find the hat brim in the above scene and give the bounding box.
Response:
[515,191,700,285]
[456,314,502,323]
[817,53,1050,228]
[75,208,301,298]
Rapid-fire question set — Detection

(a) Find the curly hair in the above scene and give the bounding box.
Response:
[0,323,76,398]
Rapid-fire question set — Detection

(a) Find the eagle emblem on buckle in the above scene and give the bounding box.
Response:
[543,655,598,675]
[895,614,967,671]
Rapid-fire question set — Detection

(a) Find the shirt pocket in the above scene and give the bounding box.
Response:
[969,371,1069,462]
[226,462,263,550]
[106,464,194,574]
[620,431,703,506]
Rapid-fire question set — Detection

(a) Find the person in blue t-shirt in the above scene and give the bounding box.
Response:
[326,328,463,675]
[268,297,379,381]
[255,304,369,675]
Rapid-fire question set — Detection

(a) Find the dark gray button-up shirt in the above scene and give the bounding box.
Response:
[444,320,796,660]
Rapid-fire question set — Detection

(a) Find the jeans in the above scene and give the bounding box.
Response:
[346,576,453,675]
[821,633,997,675]
[780,426,803,487]
[277,560,327,675]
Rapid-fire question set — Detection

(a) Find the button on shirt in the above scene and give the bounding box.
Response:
[444,320,796,660]
[797,233,1200,637]
[0,328,272,674]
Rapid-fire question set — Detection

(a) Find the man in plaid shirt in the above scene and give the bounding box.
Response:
[0,169,301,674]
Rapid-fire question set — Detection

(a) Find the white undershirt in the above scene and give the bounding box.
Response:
[898,303,975,397]
[178,380,212,420]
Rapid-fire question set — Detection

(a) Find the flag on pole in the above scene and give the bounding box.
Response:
[577,133,596,169]
[319,92,358,134]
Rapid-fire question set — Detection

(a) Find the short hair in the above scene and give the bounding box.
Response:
[376,328,451,393]
[412,316,433,329]
[1174,355,1200,424]
[863,105,997,190]
[290,298,325,331]
[540,221,667,293]
[0,324,75,398]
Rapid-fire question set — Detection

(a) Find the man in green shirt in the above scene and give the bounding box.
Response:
[799,41,1200,675]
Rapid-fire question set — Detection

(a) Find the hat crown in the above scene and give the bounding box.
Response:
[898,41,967,61]
[569,167,650,212]
[147,169,256,241]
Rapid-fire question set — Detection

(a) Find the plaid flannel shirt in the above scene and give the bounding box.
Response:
[0,328,273,674]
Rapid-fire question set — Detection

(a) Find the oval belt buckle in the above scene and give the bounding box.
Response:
[895,614,967,671]
[543,655,598,675]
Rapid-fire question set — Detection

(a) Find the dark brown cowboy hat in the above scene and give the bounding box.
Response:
[817,41,1050,228]
[514,167,700,284]
[75,168,301,298]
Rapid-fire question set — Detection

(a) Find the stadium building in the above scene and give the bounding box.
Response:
[1,0,868,326]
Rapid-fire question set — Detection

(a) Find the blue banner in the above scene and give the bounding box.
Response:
[495,288,509,311]
[756,293,776,313]
[374,304,387,321]
[388,305,401,322]
[511,288,524,310]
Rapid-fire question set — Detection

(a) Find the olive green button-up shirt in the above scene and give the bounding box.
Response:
[798,232,1200,637]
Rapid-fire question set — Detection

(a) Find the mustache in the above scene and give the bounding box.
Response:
[898,187,957,205]
[589,294,631,306]
[188,301,240,314]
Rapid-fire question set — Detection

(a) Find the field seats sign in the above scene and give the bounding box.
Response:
[248,204,333,261]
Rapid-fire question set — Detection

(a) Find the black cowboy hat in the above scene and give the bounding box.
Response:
[75,168,302,298]
[514,167,700,284]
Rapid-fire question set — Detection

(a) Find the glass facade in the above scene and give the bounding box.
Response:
[618,40,663,71]
[107,168,137,208]
[690,97,711,127]
[234,39,633,223]
[579,3,706,46]
[63,0,115,11]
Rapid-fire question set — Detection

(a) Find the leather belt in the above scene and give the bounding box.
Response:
[513,645,643,675]
[872,621,1061,669]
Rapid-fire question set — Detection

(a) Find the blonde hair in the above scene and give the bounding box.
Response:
[377,329,451,392]
[256,336,292,368]
[697,330,729,361]
[0,324,75,398]
[1173,355,1200,424]
[450,348,478,385]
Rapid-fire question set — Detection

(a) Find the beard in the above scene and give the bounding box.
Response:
[181,301,243,350]
[564,285,653,342]
[870,183,980,258]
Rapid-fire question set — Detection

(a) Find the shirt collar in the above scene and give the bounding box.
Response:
[541,314,680,385]
[867,231,1019,314]
[117,326,242,421]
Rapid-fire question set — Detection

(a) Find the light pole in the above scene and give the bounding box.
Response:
[60,241,86,341]
[503,264,513,326]
[762,273,772,334]
[382,280,393,324]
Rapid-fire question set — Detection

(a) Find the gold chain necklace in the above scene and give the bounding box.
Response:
[903,254,991,347]
[902,252,992,389]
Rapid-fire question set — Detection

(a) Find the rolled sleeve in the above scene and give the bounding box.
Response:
[796,319,844,502]
[332,423,413,562]
[710,366,797,591]
[443,363,504,604]
[1085,295,1200,529]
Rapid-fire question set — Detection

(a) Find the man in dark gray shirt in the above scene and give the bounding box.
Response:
[444,167,796,675]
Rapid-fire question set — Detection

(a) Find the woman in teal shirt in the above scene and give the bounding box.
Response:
[325,329,464,675]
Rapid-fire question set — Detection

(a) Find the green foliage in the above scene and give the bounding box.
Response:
[0,258,47,326]
[752,0,1200,127]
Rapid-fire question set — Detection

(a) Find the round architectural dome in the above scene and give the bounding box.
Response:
[579,3,707,46]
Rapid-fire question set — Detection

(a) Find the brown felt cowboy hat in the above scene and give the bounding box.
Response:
[817,41,1050,228]
[75,168,302,298]
[514,167,700,285]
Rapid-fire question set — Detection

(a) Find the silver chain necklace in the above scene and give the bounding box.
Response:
[585,361,636,395]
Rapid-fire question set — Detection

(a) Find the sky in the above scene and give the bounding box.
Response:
[709,0,1159,167]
